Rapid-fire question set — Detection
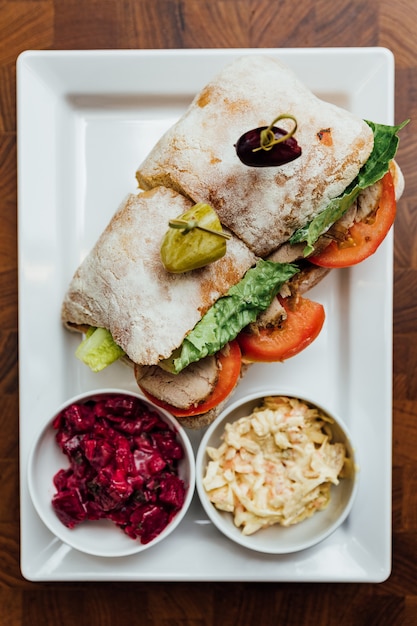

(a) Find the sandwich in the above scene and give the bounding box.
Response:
[62,55,407,429]
[62,186,257,373]
[136,55,405,259]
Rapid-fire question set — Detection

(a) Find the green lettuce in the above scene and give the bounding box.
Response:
[289,120,409,254]
[75,327,125,372]
[162,259,299,374]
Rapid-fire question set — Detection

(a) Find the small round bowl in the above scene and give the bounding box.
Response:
[28,389,195,558]
[196,390,358,554]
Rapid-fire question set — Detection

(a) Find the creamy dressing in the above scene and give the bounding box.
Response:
[202,396,347,535]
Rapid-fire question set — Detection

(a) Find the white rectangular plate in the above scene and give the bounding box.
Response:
[17,48,395,582]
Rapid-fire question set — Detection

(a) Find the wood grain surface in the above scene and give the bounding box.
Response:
[1,0,417,624]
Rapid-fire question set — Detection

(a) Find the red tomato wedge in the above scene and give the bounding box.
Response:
[308,171,396,268]
[237,296,325,362]
[140,340,242,418]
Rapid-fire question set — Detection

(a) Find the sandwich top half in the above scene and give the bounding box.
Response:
[136,55,374,258]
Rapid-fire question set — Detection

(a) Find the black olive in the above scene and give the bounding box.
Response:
[236,125,302,167]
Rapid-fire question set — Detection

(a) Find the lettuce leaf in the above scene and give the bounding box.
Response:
[163,260,299,374]
[75,327,125,372]
[289,120,409,254]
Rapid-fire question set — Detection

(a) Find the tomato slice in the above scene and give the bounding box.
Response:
[237,296,325,362]
[140,340,242,417]
[308,171,396,268]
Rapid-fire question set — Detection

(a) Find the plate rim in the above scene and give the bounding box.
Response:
[17,47,395,583]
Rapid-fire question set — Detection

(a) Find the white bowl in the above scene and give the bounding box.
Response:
[196,390,358,554]
[28,389,195,557]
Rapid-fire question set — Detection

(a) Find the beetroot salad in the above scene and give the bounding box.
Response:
[51,393,187,544]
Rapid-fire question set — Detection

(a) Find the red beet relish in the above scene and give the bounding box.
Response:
[51,394,187,544]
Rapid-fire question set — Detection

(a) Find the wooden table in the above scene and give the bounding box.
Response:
[2,1,416,623]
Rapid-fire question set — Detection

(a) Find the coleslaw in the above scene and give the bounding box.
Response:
[202,396,350,535]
